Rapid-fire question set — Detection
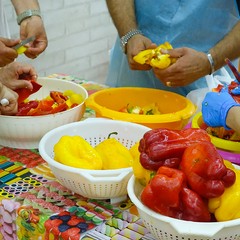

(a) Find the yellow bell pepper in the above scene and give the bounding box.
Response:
[63,90,84,107]
[54,135,103,170]
[16,46,27,54]
[133,49,155,65]
[133,42,177,69]
[149,54,171,69]
[130,142,155,186]
[95,132,133,170]
[208,160,240,221]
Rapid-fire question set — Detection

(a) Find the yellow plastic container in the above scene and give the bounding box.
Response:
[192,112,240,153]
[86,87,196,130]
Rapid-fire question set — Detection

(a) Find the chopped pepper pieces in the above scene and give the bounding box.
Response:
[16,90,83,116]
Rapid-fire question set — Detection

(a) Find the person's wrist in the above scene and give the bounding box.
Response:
[120,29,142,54]
[220,98,240,130]
[17,9,42,25]
[226,106,240,133]
[206,53,215,75]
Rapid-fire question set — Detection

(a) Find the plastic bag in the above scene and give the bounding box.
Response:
[186,67,234,113]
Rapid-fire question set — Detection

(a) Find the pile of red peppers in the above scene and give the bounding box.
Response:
[139,128,236,222]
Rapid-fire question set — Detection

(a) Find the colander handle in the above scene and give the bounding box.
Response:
[79,171,132,183]
[170,221,225,237]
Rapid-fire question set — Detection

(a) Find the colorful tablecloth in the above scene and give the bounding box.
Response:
[0,74,156,240]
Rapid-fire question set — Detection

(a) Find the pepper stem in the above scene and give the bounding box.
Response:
[107,132,118,139]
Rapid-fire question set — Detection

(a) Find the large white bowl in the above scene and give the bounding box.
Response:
[39,119,151,200]
[128,175,240,240]
[0,77,88,149]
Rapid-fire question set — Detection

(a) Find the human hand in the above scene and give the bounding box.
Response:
[0,83,18,115]
[152,47,210,87]
[202,89,240,130]
[19,16,48,58]
[0,62,37,91]
[127,34,157,70]
[0,37,20,67]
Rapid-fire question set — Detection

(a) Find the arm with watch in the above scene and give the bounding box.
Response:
[11,0,48,59]
[106,0,240,89]
[106,0,157,71]
[152,20,240,87]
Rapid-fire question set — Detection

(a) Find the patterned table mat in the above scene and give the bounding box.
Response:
[0,74,156,240]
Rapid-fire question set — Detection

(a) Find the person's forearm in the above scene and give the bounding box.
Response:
[209,21,240,71]
[226,106,240,134]
[106,0,137,37]
[11,0,40,14]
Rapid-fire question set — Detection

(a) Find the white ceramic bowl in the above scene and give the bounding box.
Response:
[39,119,151,201]
[0,77,88,149]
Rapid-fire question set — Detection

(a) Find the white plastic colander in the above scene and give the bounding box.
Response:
[39,119,151,202]
[127,175,240,240]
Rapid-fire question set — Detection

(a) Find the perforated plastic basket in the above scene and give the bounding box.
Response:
[127,175,240,240]
[39,119,151,201]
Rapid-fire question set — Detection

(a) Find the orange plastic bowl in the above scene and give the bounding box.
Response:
[86,87,196,130]
[192,112,240,153]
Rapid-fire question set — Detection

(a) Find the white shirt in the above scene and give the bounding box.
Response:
[0,0,10,38]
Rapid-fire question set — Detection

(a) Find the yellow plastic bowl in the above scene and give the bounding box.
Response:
[192,112,240,153]
[86,87,196,130]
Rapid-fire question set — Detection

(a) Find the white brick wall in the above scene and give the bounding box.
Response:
[3,0,117,84]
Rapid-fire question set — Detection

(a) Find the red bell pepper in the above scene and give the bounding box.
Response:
[180,141,236,198]
[50,91,68,104]
[141,166,186,217]
[16,100,39,116]
[139,128,211,171]
[15,80,42,104]
[141,166,211,222]
[27,99,55,116]
[50,91,68,113]
[180,187,211,222]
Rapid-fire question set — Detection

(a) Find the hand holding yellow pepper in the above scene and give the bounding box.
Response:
[133,42,177,69]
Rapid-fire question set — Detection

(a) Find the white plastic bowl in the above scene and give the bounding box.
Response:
[128,175,240,240]
[39,119,151,200]
[0,77,88,149]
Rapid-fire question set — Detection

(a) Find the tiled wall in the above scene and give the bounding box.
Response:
[4,0,117,84]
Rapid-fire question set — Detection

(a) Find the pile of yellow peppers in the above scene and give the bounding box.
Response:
[54,132,134,170]
[133,42,177,69]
